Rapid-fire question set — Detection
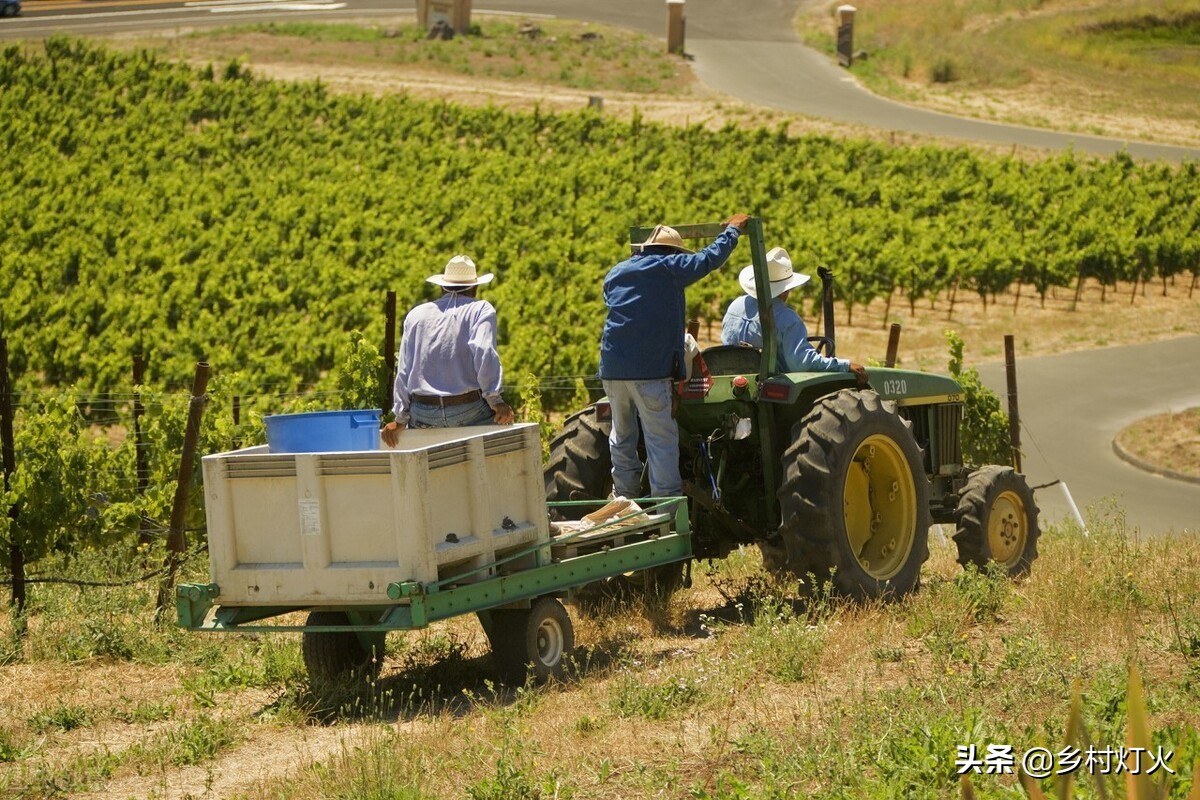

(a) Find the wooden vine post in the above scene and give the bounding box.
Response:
[382,290,397,417]
[156,362,211,615]
[884,323,901,368]
[1003,335,1022,472]
[1,336,26,619]
[133,353,153,550]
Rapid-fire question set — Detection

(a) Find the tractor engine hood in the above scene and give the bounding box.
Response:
[758,368,963,407]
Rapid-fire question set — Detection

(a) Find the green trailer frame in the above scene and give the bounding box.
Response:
[177,497,690,679]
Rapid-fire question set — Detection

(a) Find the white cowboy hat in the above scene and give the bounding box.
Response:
[738,246,810,299]
[427,254,494,287]
[635,224,693,254]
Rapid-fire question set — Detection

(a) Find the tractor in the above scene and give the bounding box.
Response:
[545,219,1040,601]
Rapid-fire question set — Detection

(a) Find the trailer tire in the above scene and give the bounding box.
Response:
[775,389,931,600]
[545,406,683,608]
[491,597,574,684]
[953,465,1040,577]
[301,611,384,684]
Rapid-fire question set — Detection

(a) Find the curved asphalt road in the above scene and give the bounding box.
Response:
[5,0,1200,533]
[977,337,1200,538]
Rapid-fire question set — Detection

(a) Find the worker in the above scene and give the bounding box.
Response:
[382,255,514,446]
[599,214,752,498]
[721,246,868,382]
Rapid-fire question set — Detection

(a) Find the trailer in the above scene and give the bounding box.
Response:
[177,422,690,683]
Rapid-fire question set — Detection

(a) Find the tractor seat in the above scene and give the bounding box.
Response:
[701,344,761,375]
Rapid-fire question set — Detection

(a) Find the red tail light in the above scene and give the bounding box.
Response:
[595,401,612,422]
[759,382,791,402]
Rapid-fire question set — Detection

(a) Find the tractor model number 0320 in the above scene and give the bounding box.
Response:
[881,379,908,395]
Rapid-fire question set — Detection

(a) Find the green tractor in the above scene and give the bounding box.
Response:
[545,219,1040,601]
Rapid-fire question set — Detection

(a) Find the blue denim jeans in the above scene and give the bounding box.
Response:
[602,378,680,498]
[409,398,496,429]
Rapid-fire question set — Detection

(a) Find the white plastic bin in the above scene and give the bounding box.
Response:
[200,423,548,606]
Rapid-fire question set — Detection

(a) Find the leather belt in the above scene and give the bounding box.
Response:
[411,389,483,407]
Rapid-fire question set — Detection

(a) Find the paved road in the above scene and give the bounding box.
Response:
[977,337,1200,537]
[7,0,1199,533]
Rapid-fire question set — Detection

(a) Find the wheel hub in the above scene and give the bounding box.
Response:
[844,435,918,579]
[535,617,564,667]
[988,489,1028,565]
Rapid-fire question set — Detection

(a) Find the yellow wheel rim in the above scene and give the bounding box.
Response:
[988,489,1028,567]
[843,434,918,580]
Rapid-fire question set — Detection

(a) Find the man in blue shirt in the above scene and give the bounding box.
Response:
[599,214,750,498]
[382,255,514,446]
[721,246,867,381]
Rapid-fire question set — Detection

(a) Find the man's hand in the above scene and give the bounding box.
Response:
[724,213,752,231]
[849,362,869,387]
[492,402,515,425]
[381,420,405,447]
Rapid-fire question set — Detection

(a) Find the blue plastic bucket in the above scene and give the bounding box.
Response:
[263,409,381,453]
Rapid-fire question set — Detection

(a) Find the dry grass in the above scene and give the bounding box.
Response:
[5,525,1200,799]
[1115,406,1200,479]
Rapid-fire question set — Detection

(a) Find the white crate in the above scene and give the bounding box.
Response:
[201,423,549,606]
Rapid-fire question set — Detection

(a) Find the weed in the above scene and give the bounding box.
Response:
[612,669,703,720]
[29,703,94,734]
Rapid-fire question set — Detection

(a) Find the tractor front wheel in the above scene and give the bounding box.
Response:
[774,389,931,600]
[953,465,1040,577]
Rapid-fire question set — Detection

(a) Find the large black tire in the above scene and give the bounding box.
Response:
[544,407,683,604]
[953,465,1041,577]
[545,407,614,505]
[490,597,575,684]
[301,611,385,684]
[774,389,931,600]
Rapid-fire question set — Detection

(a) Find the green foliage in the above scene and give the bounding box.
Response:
[611,670,703,720]
[2,39,1198,414]
[0,393,136,563]
[946,330,1013,467]
[334,329,386,412]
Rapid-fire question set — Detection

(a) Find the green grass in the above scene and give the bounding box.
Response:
[171,18,692,95]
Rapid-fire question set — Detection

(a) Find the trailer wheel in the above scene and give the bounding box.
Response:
[953,465,1040,577]
[301,611,385,684]
[490,598,574,684]
[775,389,931,600]
[545,406,683,607]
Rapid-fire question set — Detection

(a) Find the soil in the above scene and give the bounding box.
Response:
[1114,407,1200,482]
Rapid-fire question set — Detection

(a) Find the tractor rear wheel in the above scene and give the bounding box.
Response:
[544,407,683,605]
[774,389,931,600]
[953,465,1040,577]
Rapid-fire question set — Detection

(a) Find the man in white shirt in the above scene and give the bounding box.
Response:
[382,255,514,446]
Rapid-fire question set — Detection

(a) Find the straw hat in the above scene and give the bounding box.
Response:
[738,247,810,299]
[427,255,494,287]
[635,225,693,254]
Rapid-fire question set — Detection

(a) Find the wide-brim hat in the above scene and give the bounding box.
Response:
[738,246,810,299]
[635,224,693,254]
[428,254,494,287]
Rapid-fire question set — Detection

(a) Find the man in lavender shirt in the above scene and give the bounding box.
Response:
[382,255,514,446]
